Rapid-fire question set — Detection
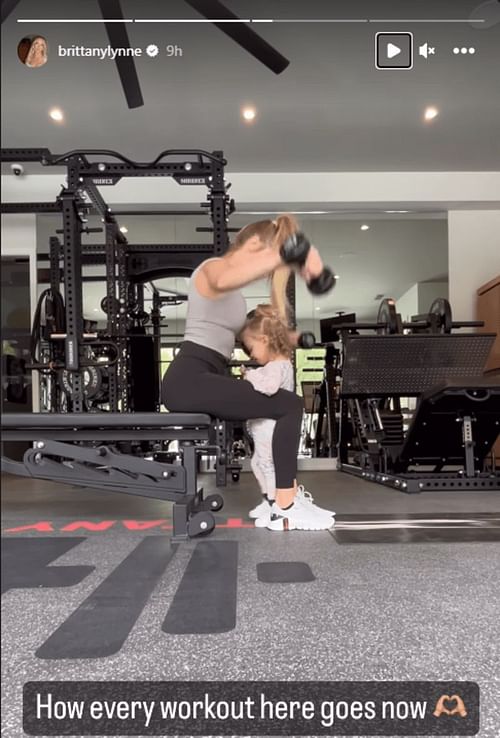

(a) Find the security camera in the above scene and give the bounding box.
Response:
[10,163,24,176]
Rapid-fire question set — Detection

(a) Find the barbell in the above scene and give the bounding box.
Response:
[325,297,483,336]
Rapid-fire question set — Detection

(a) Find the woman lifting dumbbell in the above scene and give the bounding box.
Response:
[161,214,336,531]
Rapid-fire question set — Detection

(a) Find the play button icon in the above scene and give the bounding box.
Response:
[376,32,413,69]
[387,42,401,59]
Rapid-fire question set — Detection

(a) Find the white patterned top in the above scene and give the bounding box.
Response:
[244,360,294,395]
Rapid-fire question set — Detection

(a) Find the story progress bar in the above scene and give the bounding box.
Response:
[17,18,485,24]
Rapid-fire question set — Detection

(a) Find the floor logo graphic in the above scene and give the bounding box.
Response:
[3,518,254,533]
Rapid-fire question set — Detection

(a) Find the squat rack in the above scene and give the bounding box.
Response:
[1,147,234,412]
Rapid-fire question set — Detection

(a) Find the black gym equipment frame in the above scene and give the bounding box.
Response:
[1,147,247,508]
[338,335,500,492]
[310,298,488,462]
[1,413,225,540]
[1,147,233,413]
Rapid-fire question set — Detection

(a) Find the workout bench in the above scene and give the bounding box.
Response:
[1,413,231,541]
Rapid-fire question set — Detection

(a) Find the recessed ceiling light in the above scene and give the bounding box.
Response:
[334,275,340,279]
[242,106,257,122]
[360,224,370,231]
[385,210,411,214]
[120,226,128,234]
[93,308,99,312]
[315,307,321,311]
[49,107,64,122]
[424,106,439,121]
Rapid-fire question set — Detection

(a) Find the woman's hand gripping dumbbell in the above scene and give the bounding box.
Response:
[280,232,336,295]
[246,308,316,350]
[288,330,317,349]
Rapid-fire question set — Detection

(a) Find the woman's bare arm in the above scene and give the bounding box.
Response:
[204,240,283,294]
[203,242,325,296]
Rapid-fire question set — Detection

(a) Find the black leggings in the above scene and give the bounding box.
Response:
[161,341,303,488]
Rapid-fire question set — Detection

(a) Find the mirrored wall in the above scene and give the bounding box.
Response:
[35,210,449,396]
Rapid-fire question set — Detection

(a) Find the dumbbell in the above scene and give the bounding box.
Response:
[280,232,336,295]
[307,268,336,295]
[297,331,316,349]
[280,232,311,265]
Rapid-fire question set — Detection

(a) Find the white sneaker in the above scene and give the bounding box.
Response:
[266,500,335,531]
[296,485,336,519]
[254,512,271,528]
[249,498,271,519]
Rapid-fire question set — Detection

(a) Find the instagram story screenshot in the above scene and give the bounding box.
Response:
[1,1,499,737]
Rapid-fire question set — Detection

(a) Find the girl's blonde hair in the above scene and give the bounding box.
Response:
[242,304,294,358]
[230,213,299,323]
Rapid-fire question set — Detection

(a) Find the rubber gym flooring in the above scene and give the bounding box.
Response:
[1,469,500,737]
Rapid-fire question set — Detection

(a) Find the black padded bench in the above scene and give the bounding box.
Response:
[1,412,225,541]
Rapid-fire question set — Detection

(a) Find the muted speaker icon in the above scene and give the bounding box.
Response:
[419,42,436,58]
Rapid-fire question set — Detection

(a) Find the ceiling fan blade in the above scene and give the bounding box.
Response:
[469,0,500,28]
[1,0,22,24]
[97,0,144,108]
[184,0,289,74]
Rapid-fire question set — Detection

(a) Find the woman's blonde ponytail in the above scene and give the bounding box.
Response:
[270,214,299,325]
[230,213,300,325]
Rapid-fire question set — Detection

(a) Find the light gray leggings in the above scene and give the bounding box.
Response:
[248,418,277,499]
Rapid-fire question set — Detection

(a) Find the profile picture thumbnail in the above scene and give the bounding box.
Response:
[17,36,48,68]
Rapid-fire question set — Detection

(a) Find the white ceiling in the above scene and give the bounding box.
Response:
[1,0,499,171]
[2,1,495,329]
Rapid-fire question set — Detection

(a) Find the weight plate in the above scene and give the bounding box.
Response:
[377,298,400,335]
[129,309,150,325]
[60,366,102,398]
[100,296,121,316]
[428,298,453,334]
